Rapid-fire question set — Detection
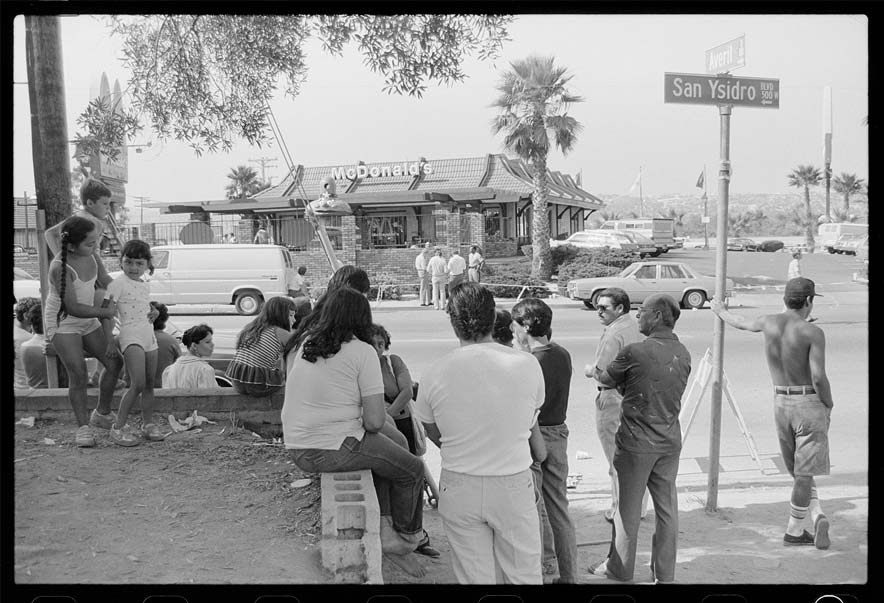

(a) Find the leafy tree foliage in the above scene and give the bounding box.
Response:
[225,165,269,199]
[73,97,142,163]
[491,55,584,281]
[832,172,866,213]
[787,165,822,252]
[90,15,511,155]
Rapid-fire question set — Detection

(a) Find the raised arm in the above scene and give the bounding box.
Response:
[44,222,63,256]
[808,328,834,409]
[710,298,766,332]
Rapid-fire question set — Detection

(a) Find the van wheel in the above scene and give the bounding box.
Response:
[683,290,706,309]
[235,291,263,315]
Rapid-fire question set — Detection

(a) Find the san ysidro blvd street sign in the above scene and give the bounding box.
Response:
[663,72,779,108]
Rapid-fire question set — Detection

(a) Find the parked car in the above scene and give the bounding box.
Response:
[549,231,640,253]
[818,222,868,253]
[616,231,664,257]
[855,236,869,263]
[758,239,785,252]
[726,237,759,252]
[13,267,41,301]
[832,233,866,255]
[110,244,298,315]
[564,260,732,310]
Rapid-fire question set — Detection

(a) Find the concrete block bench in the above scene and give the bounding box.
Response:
[320,470,383,584]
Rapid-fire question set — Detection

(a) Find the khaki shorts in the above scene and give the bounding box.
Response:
[774,393,830,477]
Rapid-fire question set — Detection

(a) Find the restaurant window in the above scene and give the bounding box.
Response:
[356,214,407,249]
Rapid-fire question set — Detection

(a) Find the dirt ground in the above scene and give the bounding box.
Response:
[14,415,867,587]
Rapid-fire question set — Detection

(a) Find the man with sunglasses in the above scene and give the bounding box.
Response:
[589,294,691,583]
[584,288,648,524]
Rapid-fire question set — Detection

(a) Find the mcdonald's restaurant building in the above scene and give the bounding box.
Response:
[151,154,604,283]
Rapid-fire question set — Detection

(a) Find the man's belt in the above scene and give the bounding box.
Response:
[774,385,816,395]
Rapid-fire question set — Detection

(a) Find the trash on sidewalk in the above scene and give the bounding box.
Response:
[16,417,36,428]
[575,450,591,460]
[42,437,56,445]
[168,410,217,433]
[290,478,312,489]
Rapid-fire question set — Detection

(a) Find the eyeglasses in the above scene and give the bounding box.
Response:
[596,305,612,312]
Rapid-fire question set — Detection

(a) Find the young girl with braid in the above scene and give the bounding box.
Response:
[101,240,163,446]
[44,216,117,447]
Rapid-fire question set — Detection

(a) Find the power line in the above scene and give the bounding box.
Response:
[249,156,278,185]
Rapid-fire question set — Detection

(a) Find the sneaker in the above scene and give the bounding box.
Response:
[783,530,815,546]
[590,559,610,577]
[141,423,166,442]
[109,424,140,447]
[89,409,117,430]
[75,425,96,447]
[814,515,830,550]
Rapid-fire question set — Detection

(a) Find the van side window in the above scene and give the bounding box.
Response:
[153,251,169,269]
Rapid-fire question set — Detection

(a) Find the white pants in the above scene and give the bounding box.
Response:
[439,468,541,584]
[431,276,447,309]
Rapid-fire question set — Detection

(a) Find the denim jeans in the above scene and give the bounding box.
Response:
[530,423,578,582]
[291,432,425,536]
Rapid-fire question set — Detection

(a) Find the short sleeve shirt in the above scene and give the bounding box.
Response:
[415,252,428,271]
[606,332,691,453]
[104,275,151,330]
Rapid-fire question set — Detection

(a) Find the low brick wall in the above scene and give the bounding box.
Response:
[320,470,383,584]
[14,388,284,425]
[484,239,518,257]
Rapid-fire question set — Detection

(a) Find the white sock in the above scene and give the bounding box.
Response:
[808,487,825,525]
[786,503,809,536]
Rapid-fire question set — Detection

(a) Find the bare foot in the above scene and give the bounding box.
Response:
[380,523,414,555]
[384,552,427,578]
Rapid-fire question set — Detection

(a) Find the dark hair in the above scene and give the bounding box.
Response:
[597,287,631,314]
[236,295,296,349]
[291,296,312,330]
[182,324,213,348]
[283,265,371,360]
[492,308,514,346]
[369,323,391,350]
[120,239,155,275]
[25,301,44,335]
[56,215,99,326]
[447,282,495,341]
[151,301,169,331]
[298,265,307,276]
[80,178,112,205]
[301,287,373,363]
[644,294,681,328]
[15,296,40,324]
[511,297,553,338]
[784,294,813,310]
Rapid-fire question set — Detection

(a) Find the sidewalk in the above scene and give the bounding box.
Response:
[384,466,868,584]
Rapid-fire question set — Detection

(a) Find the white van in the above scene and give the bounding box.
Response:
[818,222,868,253]
[146,245,297,315]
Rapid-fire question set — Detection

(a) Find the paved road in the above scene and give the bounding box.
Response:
[166,287,867,498]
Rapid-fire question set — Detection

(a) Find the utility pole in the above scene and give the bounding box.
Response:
[822,86,833,220]
[131,196,150,226]
[249,156,278,186]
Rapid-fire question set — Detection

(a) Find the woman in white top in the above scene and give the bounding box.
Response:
[162,324,219,390]
[282,286,427,576]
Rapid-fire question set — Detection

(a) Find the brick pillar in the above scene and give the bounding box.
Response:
[432,208,449,247]
[465,212,484,251]
[444,211,460,251]
[340,215,358,266]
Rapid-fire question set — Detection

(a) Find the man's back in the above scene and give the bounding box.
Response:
[761,313,819,386]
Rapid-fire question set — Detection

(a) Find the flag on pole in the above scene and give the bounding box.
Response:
[695,170,705,189]
[628,171,642,194]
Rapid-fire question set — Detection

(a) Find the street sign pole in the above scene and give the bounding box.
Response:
[708,102,732,512]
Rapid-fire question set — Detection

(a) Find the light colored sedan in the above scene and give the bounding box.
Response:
[550,231,639,253]
[564,260,733,310]
[14,267,41,301]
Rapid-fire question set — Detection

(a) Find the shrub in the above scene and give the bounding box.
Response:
[482,260,550,298]
[550,244,581,271]
[367,271,402,300]
[557,248,640,284]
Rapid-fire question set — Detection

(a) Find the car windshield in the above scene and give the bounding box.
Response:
[568,233,592,242]
[629,233,653,244]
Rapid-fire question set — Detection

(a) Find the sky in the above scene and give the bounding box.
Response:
[12,13,868,218]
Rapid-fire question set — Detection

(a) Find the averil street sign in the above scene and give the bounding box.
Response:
[706,35,746,74]
[663,72,779,108]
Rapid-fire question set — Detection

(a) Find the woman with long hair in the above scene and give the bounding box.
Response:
[281,286,428,577]
[225,296,297,396]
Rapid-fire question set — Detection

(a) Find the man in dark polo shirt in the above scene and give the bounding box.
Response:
[511,297,578,584]
[590,294,691,583]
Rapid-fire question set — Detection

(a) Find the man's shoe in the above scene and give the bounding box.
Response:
[414,530,441,558]
[590,559,609,576]
[75,425,96,447]
[89,409,117,430]
[141,423,166,442]
[783,530,815,546]
[814,515,831,550]
[110,424,140,447]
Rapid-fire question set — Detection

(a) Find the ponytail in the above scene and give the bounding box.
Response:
[57,232,70,326]
[53,215,98,326]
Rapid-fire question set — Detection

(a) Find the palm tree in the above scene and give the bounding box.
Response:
[491,55,584,280]
[225,165,262,199]
[787,165,822,252]
[664,208,686,236]
[832,172,865,214]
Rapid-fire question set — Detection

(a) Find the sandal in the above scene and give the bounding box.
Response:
[414,530,441,558]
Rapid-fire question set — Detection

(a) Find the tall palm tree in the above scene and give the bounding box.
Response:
[225,165,261,199]
[491,55,584,280]
[832,172,865,214]
[787,165,822,252]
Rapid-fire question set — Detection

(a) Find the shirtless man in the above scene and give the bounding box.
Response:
[711,277,833,550]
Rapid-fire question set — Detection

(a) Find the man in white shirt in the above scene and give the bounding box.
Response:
[447,248,467,290]
[414,243,432,306]
[468,245,484,283]
[415,282,545,584]
[788,251,802,280]
[426,248,449,310]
